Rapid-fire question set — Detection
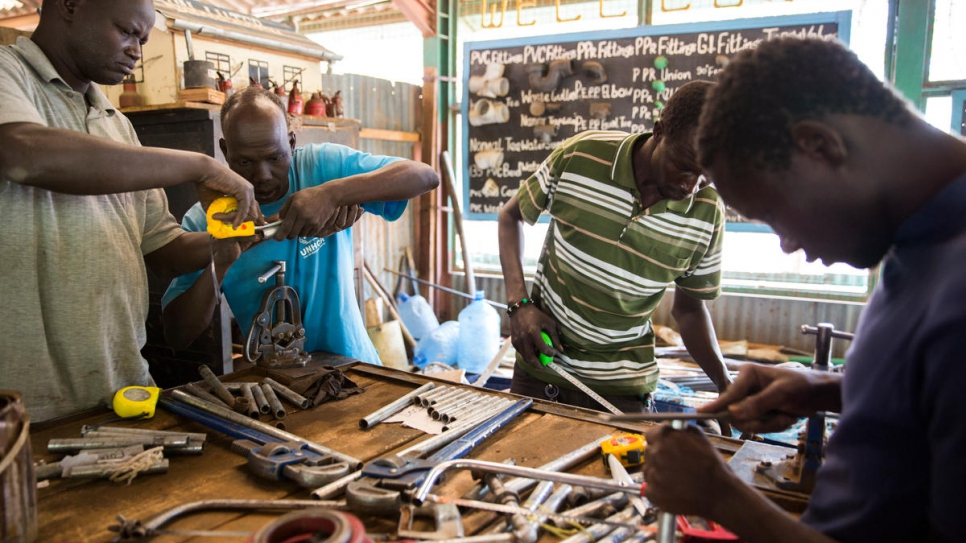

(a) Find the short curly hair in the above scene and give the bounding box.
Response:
[698,38,914,176]
[661,80,714,142]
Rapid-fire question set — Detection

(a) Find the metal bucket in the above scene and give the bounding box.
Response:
[0,390,36,542]
[183,59,216,90]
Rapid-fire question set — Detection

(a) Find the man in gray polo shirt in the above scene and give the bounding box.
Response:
[0,0,258,422]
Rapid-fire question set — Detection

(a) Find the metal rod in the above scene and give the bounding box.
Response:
[250,383,271,414]
[82,425,207,444]
[360,382,435,430]
[417,385,452,405]
[47,437,187,453]
[606,454,650,518]
[426,398,533,463]
[183,382,231,409]
[68,460,169,479]
[260,383,287,420]
[263,377,311,409]
[656,420,685,543]
[165,390,361,469]
[413,459,641,506]
[108,498,346,540]
[159,396,277,444]
[604,411,730,423]
[198,365,236,407]
[384,268,508,310]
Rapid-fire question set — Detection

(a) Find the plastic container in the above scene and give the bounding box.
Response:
[412,321,460,369]
[396,292,440,341]
[457,290,501,374]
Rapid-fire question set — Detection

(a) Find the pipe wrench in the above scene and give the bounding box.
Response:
[345,398,533,515]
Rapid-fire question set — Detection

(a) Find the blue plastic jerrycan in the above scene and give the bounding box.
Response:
[457,290,501,374]
[412,320,460,369]
[396,292,440,341]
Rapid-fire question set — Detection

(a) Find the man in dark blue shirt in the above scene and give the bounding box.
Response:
[642,38,966,543]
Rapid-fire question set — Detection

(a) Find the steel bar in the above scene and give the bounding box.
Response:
[422,387,465,407]
[433,391,488,420]
[559,507,638,543]
[165,390,361,469]
[68,460,169,479]
[549,492,629,528]
[183,382,231,409]
[606,454,650,519]
[383,268,509,310]
[80,432,205,454]
[160,396,278,444]
[81,425,207,444]
[250,383,271,414]
[224,382,259,392]
[47,437,187,453]
[655,420,684,543]
[604,411,730,423]
[107,499,346,540]
[444,395,499,423]
[414,459,642,506]
[360,382,435,430]
[441,399,511,432]
[426,399,532,463]
[198,364,236,407]
[429,390,479,417]
[263,377,311,409]
[260,383,287,420]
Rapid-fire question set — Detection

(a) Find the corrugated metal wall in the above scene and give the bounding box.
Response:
[453,275,864,358]
[321,73,423,308]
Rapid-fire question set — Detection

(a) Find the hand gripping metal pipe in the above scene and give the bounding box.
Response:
[164,390,361,469]
[413,459,643,507]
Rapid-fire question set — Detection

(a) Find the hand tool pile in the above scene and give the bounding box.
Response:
[107,378,735,543]
[39,425,207,484]
[180,364,311,424]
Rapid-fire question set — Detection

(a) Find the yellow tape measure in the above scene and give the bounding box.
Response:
[206,196,256,239]
[112,386,161,419]
[600,433,647,467]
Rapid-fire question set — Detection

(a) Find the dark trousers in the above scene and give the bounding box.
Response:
[510,365,654,413]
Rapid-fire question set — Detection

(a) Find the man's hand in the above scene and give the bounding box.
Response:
[643,424,739,518]
[210,235,259,269]
[273,184,364,240]
[699,363,839,434]
[508,305,561,368]
[195,160,260,229]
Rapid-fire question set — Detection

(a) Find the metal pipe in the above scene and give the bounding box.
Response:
[159,396,278,444]
[502,434,611,497]
[198,364,236,407]
[239,384,260,418]
[47,436,187,453]
[441,399,512,432]
[168,20,343,62]
[81,425,207,444]
[429,390,479,416]
[263,377,311,410]
[311,406,499,500]
[444,395,499,423]
[261,383,287,420]
[422,387,463,407]
[383,268,508,310]
[656,420,685,543]
[558,507,637,543]
[425,399,532,463]
[183,382,231,409]
[434,391,488,419]
[360,382,435,430]
[108,498,347,540]
[166,390,361,469]
[413,458,640,506]
[68,460,169,479]
[251,383,271,414]
[606,454,650,519]
[417,385,452,405]
[549,492,629,528]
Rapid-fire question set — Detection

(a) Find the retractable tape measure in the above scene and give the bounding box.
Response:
[112,386,161,419]
[600,433,647,468]
[206,196,255,239]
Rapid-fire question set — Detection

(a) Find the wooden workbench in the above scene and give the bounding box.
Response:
[29,361,801,542]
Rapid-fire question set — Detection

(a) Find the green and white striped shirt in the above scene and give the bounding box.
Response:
[516,130,725,396]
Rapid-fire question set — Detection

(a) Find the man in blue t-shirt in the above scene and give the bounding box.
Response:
[162,87,438,365]
[640,39,966,543]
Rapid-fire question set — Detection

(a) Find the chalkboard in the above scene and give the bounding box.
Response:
[462,12,851,221]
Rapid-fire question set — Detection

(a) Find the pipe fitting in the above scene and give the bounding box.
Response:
[533,124,558,144]
[473,150,505,170]
[527,59,574,92]
[469,100,510,126]
[581,61,607,84]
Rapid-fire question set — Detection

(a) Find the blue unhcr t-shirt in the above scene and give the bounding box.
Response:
[163,143,406,365]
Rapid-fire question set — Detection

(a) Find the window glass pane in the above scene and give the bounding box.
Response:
[721,232,871,298]
[924,95,953,134]
[929,0,966,81]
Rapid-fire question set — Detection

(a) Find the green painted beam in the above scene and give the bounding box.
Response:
[891,0,932,111]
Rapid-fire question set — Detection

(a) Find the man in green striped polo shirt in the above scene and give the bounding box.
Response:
[498,81,731,424]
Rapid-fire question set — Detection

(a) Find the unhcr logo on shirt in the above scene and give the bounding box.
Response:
[299,237,325,258]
